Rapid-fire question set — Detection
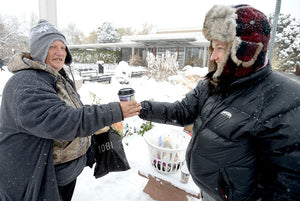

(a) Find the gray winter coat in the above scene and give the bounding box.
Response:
[139,64,300,201]
[0,53,123,200]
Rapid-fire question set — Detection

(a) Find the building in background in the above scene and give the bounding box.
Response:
[69,28,210,67]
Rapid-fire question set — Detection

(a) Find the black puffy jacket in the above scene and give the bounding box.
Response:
[140,64,300,201]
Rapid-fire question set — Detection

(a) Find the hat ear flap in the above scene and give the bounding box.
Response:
[65,47,72,66]
[231,37,263,67]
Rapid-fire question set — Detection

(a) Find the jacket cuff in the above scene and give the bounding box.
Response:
[118,102,124,120]
[109,102,123,123]
[139,101,151,120]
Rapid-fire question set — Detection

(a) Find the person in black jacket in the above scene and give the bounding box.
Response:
[139,4,300,201]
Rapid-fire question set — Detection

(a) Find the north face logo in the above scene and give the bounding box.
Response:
[220,110,232,119]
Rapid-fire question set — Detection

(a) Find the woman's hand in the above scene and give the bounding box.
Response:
[119,101,142,118]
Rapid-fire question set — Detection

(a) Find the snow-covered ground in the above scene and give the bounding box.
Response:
[73,64,207,201]
[0,63,208,201]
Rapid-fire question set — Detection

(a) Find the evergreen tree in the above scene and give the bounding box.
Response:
[97,22,120,43]
[271,14,300,72]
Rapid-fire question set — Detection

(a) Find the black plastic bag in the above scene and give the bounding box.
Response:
[92,127,130,178]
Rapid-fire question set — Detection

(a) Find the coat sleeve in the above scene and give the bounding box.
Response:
[139,80,209,126]
[8,70,123,141]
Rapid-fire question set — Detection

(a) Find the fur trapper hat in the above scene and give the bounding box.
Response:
[29,19,72,65]
[203,4,271,82]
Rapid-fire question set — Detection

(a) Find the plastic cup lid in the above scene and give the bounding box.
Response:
[118,88,135,95]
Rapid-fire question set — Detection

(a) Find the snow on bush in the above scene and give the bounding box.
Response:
[146,51,179,82]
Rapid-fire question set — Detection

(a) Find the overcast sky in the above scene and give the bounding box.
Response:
[1,0,299,36]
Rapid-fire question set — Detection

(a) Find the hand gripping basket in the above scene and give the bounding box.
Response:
[144,126,191,174]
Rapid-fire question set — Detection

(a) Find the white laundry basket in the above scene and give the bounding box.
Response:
[144,126,191,174]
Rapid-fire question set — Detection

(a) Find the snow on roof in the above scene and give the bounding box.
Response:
[122,31,207,43]
[69,28,209,50]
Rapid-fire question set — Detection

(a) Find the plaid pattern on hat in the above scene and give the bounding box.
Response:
[29,19,72,65]
[203,4,271,82]
[235,5,271,50]
[232,4,271,77]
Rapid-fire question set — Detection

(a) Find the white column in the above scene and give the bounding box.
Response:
[39,0,57,26]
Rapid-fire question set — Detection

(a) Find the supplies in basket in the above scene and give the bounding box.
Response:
[144,127,191,174]
[153,136,182,173]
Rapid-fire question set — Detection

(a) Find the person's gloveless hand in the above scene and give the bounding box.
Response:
[119,101,142,118]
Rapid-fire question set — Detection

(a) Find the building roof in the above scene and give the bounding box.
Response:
[69,28,209,50]
[69,41,143,50]
[122,30,208,47]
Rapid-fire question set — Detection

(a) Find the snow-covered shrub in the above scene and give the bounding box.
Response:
[146,51,179,82]
[70,49,121,63]
[114,61,131,84]
[129,54,146,66]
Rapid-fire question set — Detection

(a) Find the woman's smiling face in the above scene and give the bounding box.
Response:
[45,40,67,71]
[210,40,228,68]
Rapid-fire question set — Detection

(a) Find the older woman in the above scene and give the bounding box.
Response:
[0,20,141,201]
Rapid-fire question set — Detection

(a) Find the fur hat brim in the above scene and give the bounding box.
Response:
[203,5,237,43]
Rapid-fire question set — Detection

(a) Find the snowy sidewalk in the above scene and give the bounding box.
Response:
[72,120,201,201]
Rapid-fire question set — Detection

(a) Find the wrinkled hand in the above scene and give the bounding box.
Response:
[119,101,142,119]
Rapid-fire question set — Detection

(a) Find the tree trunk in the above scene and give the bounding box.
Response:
[295,66,300,76]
